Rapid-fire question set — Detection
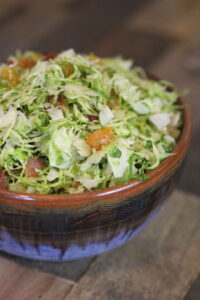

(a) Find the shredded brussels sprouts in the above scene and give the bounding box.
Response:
[0,49,182,194]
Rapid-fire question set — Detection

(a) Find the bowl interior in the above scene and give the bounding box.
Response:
[0,90,191,209]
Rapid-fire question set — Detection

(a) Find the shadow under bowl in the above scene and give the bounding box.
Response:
[0,91,191,261]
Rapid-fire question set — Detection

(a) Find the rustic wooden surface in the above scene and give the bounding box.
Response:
[64,190,200,300]
[0,257,73,299]
[0,0,199,299]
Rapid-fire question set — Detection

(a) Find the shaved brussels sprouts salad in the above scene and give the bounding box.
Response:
[0,49,182,194]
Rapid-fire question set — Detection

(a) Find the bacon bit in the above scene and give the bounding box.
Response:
[7,60,14,65]
[48,95,66,106]
[43,52,57,61]
[88,115,99,122]
[26,158,46,178]
[55,95,67,107]
[48,95,55,101]
[1,67,20,87]
[0,169,7,190]
[86,127,115,150]
[18,58,36,69]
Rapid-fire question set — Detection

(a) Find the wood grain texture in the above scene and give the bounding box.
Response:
[0,0,73,60]
[128,0,200,41]
[64,190,200,300]
[183,275,200,300]
[34,0,150,54]
[0,252,95,282]
[0,3,27,28]
[0,257,73,300]
[97,28,175,67]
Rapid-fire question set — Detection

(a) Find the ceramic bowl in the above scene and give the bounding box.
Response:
[0,90,191,261]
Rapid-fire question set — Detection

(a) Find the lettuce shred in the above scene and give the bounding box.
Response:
[0,49,182,194]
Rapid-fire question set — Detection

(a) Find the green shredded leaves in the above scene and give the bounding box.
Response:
[111,148,122,158]
[0,49,182,194]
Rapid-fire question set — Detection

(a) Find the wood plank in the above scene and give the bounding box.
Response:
[128,0,200,41]
[96,27,175,67]
[34,0,151,53]
[0,257,73,300]
[64,190,200,300]
[0,2,27,25]
[0,251,96,282]
[0,0,27,15]
[0,0,71,60]
[183,275,200,300]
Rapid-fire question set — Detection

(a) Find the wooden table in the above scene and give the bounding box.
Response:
[0,0,199,299]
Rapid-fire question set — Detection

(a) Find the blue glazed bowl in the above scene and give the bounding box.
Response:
[0,96,190,261]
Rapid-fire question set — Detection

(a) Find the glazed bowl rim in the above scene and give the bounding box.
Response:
[0,91,191,208]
